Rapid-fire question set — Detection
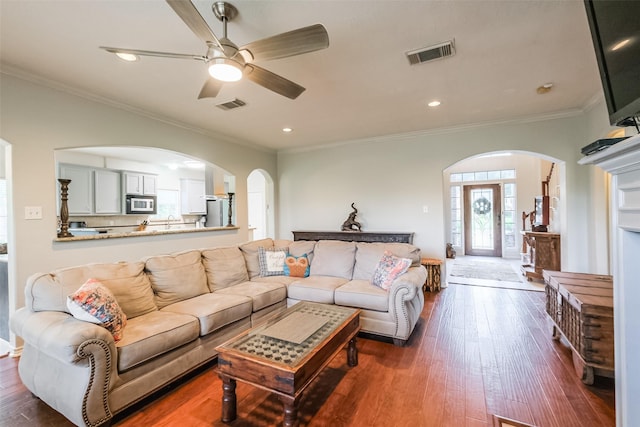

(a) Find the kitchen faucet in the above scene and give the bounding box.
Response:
[166,215,175,229]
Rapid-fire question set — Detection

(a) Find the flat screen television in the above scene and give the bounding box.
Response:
[583,0,640,127]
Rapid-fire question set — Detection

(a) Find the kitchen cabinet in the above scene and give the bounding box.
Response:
[59,164,93,215]
[94,169,121,214]
[59,164,122,215]
[181,179,206,214]
[124,172,157,195]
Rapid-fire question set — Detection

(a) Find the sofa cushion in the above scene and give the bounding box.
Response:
[251,275,299,286]
[284,253,310,278]
[144,250,209,309]
[309,240,357,279]
[371,251,412,291]
[46,261,157,319]
[115,310,200,372]
[67,278,127,341]
[202,246,249,291]
[287,276,349,304]
[288,240,316,264]
[258,246,288,277]
[334,279,389,312]
[353,242,421,280]
[161,293,252,336]
[217,281,287,312]
[239,238,274,278]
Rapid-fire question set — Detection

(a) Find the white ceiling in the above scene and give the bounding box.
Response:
[0,0,602,152]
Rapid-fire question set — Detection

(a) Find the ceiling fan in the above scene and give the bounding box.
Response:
[100,0,329,100]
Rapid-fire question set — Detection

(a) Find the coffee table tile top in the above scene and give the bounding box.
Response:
[221,302,357,367]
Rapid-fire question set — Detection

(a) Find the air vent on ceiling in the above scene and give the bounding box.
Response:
[216,98,246,111]
[406,40,455,65]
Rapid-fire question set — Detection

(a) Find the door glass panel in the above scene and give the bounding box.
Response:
[471,188,494,250]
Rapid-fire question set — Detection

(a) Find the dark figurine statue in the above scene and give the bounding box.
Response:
[341,203,362,232]
[446,243,456,259]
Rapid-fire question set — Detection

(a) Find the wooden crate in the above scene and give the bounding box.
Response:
[542,270,613,384]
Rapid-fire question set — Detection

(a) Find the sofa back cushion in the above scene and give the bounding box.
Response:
[144,250,209,308]
[309,240,357,279]
[353,242,421,281]
[288,240,317,264]
[25,261,157,319]
[239,238,274,278]
[202,246,249,291]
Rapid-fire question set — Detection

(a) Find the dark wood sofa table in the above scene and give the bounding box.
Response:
[215,302,360,426]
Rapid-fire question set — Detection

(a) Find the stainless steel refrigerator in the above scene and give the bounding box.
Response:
[205,199,224,227]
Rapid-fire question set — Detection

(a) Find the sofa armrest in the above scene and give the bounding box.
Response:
[11,308,117,427]
[388,266,427,341]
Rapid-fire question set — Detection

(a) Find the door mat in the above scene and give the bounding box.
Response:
[450,261,522,282]
[447,258,545,292]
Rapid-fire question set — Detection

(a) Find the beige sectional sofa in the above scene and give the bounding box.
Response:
[10,238,426,427]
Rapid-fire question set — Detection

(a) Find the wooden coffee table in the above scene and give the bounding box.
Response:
[215,301,360,426]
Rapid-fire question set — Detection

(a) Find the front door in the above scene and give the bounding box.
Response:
[463,184,502,257]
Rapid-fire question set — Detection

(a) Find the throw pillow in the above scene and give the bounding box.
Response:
[371,251,412,291]
[258,246,288,277]
[284,253,310,278]
[67,278,127,341]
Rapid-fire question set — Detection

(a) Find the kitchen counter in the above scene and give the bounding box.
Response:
[54,225,240,242]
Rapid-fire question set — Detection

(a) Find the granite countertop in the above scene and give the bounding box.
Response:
[54,225,239,242]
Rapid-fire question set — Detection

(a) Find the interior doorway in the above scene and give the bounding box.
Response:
[247,169,274,240]
[464,184,502,257]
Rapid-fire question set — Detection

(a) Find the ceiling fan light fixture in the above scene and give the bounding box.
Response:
[208,58,243,82]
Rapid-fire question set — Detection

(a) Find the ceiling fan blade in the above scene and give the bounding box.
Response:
[245,64,305,99]
[198,77,224,99]
[240,24,329,62]
[165,0,222,49]
[100,46,205,61]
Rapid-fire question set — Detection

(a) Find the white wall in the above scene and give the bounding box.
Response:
[0,73,278,350]
[278,113,595,272]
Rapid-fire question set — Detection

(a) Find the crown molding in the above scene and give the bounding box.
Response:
[0,65,275,154]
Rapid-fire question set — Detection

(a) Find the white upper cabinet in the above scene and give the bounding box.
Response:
[94,169,121,214]
[59,164,122,215]
[59,164,93,215]
[124,172,157,195]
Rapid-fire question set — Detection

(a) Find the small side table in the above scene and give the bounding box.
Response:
[421,257,443,292]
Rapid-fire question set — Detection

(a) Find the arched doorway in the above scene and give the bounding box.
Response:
[247,169,274,240]
[0,140,12,356]
[444,151,564,260]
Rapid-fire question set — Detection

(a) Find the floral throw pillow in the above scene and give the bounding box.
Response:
[284,253,310,278]
[371,251,412,291]
[258,246,288,277]
[67,278,127,341]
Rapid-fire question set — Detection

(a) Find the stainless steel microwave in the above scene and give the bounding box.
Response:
[125,195,157,214]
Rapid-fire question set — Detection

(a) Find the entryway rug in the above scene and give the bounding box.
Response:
[447,257,544,292]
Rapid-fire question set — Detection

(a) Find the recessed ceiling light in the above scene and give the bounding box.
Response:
[115,52,139,62]
[183,160,204,169]
[536,83,553,94]
[282,127,293,133]
[427,100,441,107]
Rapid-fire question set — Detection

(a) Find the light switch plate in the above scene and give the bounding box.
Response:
[25,206,43,220]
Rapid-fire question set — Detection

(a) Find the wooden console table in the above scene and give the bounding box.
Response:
[543,270,613,384]
[292,230,413,244]
[520,231,560,280]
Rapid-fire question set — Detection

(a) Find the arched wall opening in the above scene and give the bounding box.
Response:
[247,169,275,240]
[443,150,567,262]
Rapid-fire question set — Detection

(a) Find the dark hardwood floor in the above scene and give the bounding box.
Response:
[0,284,615,427]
